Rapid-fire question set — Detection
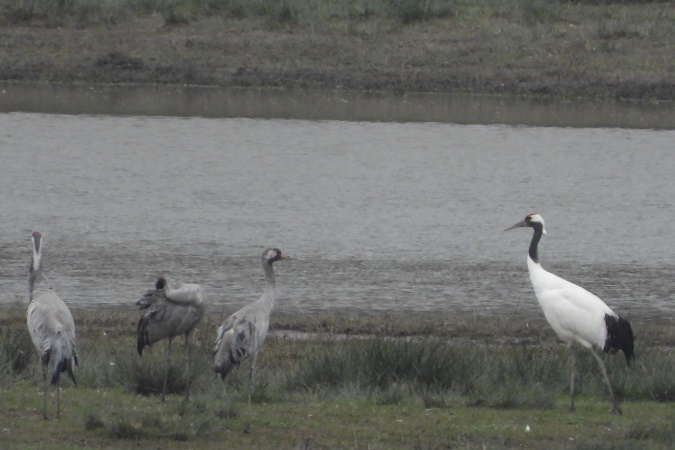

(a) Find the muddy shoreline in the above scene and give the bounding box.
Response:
[2,305,674,348]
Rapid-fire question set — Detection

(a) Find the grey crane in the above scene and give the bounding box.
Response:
[27,232,78,420]
[213,248,292,430]
[136,275,205,402]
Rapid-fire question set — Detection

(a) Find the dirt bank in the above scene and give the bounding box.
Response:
[0,7,673,100]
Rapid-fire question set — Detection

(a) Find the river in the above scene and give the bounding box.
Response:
[1,84,674,322]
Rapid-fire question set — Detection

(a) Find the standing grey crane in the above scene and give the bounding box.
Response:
[136,275,205,402]
[506,214,634,414]
[27,232,78,420]
[213,248,292,430]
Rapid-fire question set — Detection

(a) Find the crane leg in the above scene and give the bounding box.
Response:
[568,350,576,412]
[244,354,257,434]
[589,348,620,414]
[162,337,172,402]
[56,378,61,418]
[183,333,191,402]
[41,361,48,420]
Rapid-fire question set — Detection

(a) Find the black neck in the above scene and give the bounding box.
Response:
[529,223,544,263]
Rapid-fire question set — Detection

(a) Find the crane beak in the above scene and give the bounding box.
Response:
[504,219,527,231]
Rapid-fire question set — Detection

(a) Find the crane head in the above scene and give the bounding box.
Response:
[155,276,167,290]
[504,213,547,234]
[263,247,293,264]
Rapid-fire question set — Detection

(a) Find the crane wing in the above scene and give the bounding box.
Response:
[213,302,269,379]
[539,283,615,349]
[165,282,204,305]
[136,289,205,355]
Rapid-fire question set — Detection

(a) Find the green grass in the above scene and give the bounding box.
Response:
[1,307,675,448]
[2,381,674,448]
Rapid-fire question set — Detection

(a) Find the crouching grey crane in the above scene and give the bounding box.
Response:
[136,276,205,402]
[213,248,292,431]
[506,214,634,414]
[27,232,78,419]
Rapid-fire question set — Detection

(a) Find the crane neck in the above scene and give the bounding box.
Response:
[528,222,544,264]
[262,260,277,307]
[28,264,51,299]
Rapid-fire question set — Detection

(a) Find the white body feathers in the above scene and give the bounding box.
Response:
[527,256,615,351]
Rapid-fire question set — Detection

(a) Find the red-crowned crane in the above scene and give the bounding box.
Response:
[506,213,634,414]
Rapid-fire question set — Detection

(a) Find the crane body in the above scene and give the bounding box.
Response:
[27,232,78,419]
[213,248,291,431]
[137,276,205,401]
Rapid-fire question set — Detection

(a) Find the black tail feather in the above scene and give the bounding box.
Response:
[137,316,148,356]
[604,314,635,366]
[51,357,77,386]
[137,335,145,356]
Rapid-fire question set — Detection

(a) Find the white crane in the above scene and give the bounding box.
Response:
[136,275,205,402]
[213,247,292,431]
[27,232,78,419]
[505,213,634,414]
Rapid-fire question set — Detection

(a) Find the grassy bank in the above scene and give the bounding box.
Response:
[2,306,675,448]
[0,0,673,100]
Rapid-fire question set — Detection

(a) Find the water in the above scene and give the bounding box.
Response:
[2,83,674,128]
[1,85,674,322]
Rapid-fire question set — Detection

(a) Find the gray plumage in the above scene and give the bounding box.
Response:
[27,232,78,420]
[136,275,205,401]
[213,248,291,431]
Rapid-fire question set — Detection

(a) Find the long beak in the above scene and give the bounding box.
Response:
[279,253,294,260]
[504,220,527,231]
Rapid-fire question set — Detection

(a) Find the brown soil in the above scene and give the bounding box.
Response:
[0,13,673,100]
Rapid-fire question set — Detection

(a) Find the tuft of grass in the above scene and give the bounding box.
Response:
[84,412,106,430]
[389,0,457,24]
[215,402,238,419]
[0,325,33,379]
[626,420,675,443]
[621,348,675,402]
[113,346,194,397]
[108,415,148,440]
[518,0,565,25]
[287,335,671,411]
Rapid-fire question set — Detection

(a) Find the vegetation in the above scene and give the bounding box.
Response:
[0,0,672,99]
[0,0,671,28]
[1,305,674,448]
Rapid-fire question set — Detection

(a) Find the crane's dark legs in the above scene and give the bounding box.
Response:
[183,332,191,402]
[41,360,48,420]
[589,348,621,414]
[56,378,61,418]
[243,354,257,434]
[569,350,576,412]
[162,337,172,402]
